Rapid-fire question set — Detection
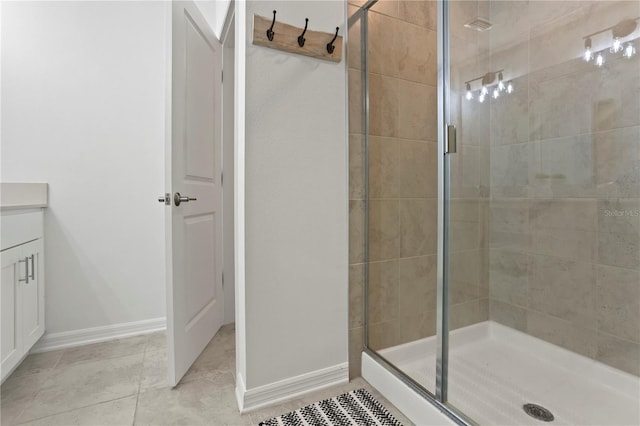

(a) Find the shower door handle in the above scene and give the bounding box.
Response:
[445,124,457,154]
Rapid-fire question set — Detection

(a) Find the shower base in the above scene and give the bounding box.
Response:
[364,321,640,426]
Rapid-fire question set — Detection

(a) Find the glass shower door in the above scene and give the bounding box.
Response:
[349,0,444,402]
[444,1,640,425]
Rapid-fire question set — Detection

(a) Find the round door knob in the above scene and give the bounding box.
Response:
[174,192,197,206]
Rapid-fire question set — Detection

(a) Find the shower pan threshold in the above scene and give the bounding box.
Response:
[364,321,640,426]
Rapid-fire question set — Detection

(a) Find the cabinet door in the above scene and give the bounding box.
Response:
[21,239,45,350]
[1,246,25,380]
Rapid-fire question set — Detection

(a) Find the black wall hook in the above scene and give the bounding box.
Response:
[266,10,276,41]
[327,27,339,54]
[298,18,309,47]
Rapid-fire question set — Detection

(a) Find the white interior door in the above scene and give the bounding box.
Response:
[165,0,224,387]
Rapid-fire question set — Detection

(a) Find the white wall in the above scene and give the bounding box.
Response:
[1,2,167,335]
[194,0,231,39]
[240,0,348,390]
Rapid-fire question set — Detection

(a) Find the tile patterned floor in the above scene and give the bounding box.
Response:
[1,325,413,426]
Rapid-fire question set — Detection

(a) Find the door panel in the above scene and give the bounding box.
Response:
[167,0,223,387]
[185,17,217,181]
[185,215,217,323]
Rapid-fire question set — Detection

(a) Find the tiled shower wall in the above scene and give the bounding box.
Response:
[486,1,640,376]
[347,0,490,379]
[447,0,492,334]
[348,0,439,378]
[349,0,639,380]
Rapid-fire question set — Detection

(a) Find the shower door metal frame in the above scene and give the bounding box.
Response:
[353,1,476,424]
[436,0,450,404]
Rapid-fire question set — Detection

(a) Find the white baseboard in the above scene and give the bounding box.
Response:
[236,372,247,412]
[31,317,166,353]
[238,363,349,413]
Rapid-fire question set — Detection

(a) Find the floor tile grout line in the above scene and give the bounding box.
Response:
[10,337,150,426]
[131,343,148,426]
[13,394,138,426]
[50,349,65,371]
[11,363,59,424]
[54,350,149,370]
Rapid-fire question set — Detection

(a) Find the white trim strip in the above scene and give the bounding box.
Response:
[31,317,166,353]
[239,363,349,414]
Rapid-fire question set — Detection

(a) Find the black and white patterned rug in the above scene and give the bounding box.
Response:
[257,388,403,426]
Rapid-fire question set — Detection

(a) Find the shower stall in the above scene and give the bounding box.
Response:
[347,0,640,424]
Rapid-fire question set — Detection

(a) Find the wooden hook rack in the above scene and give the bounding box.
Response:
[252,12,343,63]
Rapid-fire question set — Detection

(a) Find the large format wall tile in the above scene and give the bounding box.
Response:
[592,54,640,133]
[529,199,598,231]
[449,250,483,305]
[597,264,640,343]
[369,9,437,86]
[369,73,398,137]
[397,80,437,141]
[489,249,529,307]
[398,0,436,31]
[451,146,491,198]
[491,299,527,332]
[397,140,437,198]
[490,75,529,146]
[369,0,399,18]
[460,89,490,147]
[535,135,594,187]
[490,143,529,197]
[530,228,597,262]
[598,199,640,270]
[398,255,437,317]
[369,199,400,261]
[528,65,594,141]
[529,254,597,327]
[596,332,640,376]
[593,127,640,198]
[396,23,437,86]
[368,11,400,78]
[398,310,437,343]
[526,311,597,359]
[450,219,480,252]
[369,136,399,198]
[450,298,489,330]
[368,260,399,325]
[368,321,398,351]
[399,198,437,257]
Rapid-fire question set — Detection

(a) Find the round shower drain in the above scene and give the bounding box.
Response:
[523,403,554,422]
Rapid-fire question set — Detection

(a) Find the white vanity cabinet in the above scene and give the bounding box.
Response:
[1,210,46,382]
